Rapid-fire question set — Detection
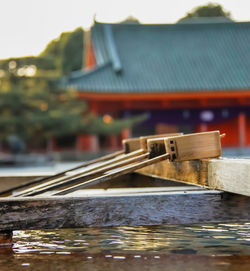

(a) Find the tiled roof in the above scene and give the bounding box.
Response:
[64,21,250,93]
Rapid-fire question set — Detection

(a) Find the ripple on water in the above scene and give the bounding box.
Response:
[4,223,250,270]
[10,222,250,256]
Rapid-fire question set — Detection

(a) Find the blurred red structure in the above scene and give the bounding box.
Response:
[62,20,250,151]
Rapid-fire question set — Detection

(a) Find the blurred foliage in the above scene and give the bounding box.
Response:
[0,27,84,76]
[61,28,84,75]
[179,3,232,21]
[0,56,56,71]
[87,113,149,135]
[0,73,146,146]
[40,27,84,75]
[0,25,147,147]
[0,74,87,143]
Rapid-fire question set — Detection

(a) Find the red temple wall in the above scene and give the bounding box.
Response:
[196,115,250,147]
[196,118,239,147]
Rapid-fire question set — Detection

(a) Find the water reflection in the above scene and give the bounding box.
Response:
[12,222,250,255]
[0,222,249,271]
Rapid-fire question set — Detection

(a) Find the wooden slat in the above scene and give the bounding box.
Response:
[122,133,182,153]
[0,150,124,196]
[139,133,182,151]
[137,158,250,197]
[12,149,145,197]
[20,152,150,197]
[122,138,141,153]
[54,153,170,195]
[0,189,249,231]
[165,131,222,161]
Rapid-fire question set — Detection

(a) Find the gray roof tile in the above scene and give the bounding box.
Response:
[64,21,250,93]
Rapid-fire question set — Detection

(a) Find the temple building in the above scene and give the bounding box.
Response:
[62,19,250,151]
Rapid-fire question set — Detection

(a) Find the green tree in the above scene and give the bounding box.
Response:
[0,27,85,77]
[40,28,84,75]
[86,113,148,135]
[0,56,56,71]
[0,28,147,151]
[61,28,84,75]
[0,72,147,150]
[179,3,232,22]
[0,75,86,146]
[40,31,70,73]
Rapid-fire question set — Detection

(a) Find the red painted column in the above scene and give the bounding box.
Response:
[88,101,99,114]
[108,135,119,150]
[238,113,246,147]
[76,135,99,152]
[121,128,131,140]
[48,137,58,151]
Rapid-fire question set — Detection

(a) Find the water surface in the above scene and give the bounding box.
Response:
[0,222,249,270]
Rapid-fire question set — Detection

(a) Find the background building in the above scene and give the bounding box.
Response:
[63,19,250,151]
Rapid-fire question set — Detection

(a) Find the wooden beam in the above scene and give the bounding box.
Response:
[137,158,250,197]
[0,188,249,231]
[77,90,250,101]
[208,158,250,197]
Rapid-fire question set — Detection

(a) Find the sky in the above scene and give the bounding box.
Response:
[0,0,249,59]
